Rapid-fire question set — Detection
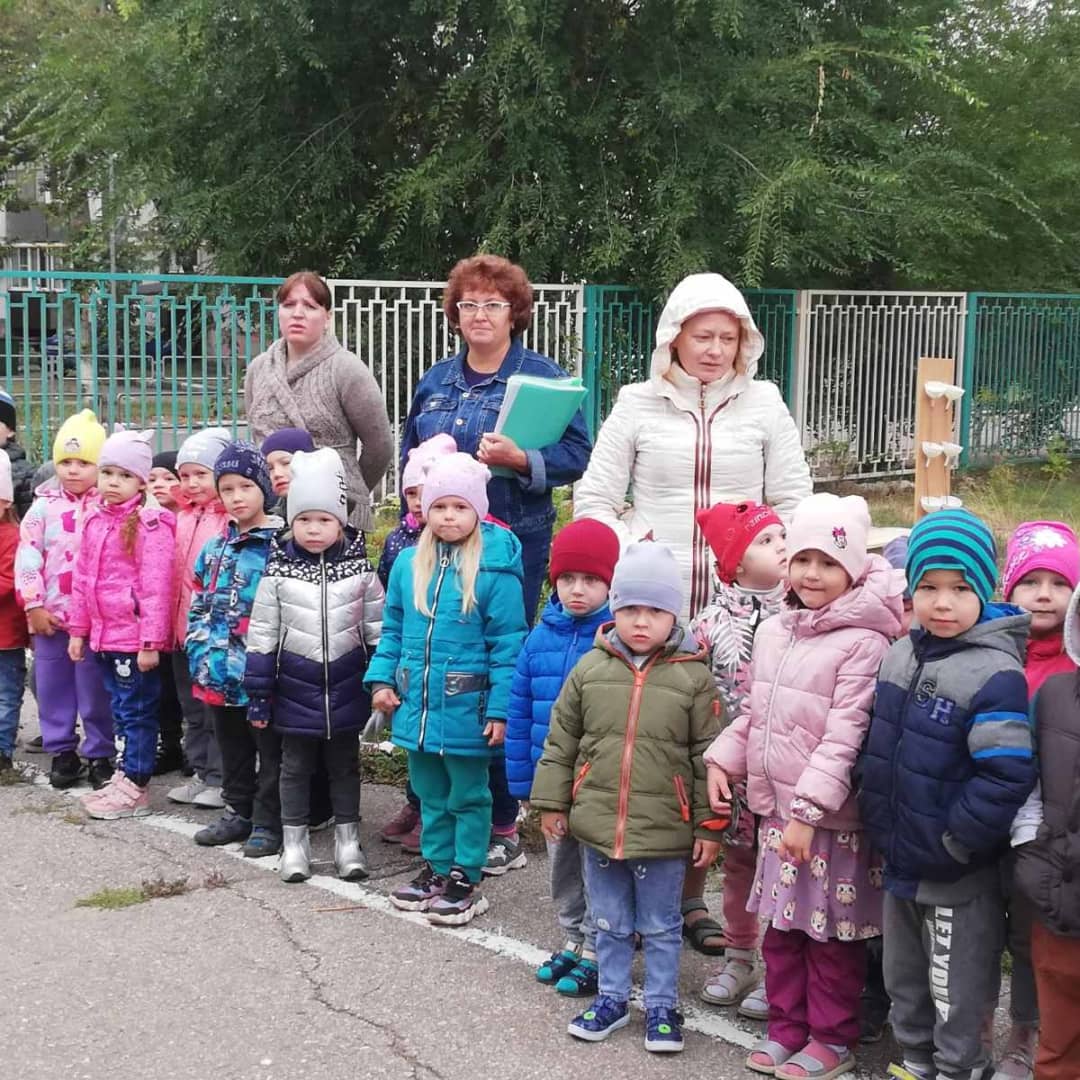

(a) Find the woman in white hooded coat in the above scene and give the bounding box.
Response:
[574,273,812,621]
[574,273,812,962]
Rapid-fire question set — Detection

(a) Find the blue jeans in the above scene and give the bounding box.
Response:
[0,648,26,756]
[515,524,553,628]
[584,847,687,1010]
[98,653,160,786]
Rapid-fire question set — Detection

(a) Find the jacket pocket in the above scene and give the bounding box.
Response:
[572,762,591,800]
[673,775,691,823]
[396,665,410,696]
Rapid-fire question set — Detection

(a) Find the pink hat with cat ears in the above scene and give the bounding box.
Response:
[98,427,155,483]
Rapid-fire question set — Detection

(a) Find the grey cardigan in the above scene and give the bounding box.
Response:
[244,334,393,532]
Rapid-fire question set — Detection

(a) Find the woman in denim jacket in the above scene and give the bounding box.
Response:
[401,255,592,628]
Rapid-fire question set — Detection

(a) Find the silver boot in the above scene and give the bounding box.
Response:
[334,821,369,881]
[280,825,311,883]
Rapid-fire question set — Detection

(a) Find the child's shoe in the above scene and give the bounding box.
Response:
[195,808,252,846]
[399,819,422,854]
[192,785,225,809]
[644,1007,685,1053]
[88,757,114,791]
[50,749,85,789]
[280,825,312,883]
[738,982,770,1022]
[748,1038,795,1075]
[701,953,758,1006]
[991,1022,1037,1080]
[536,948,580,984]
[482,832,527,876]
[567,995,630,1042]
[82,774,151,819]
[389,861,446,911]
[555,956,599,997]
[333,822,369,880]
[774,1040,854,1080]
[427,867,489,925]
[886,1064,935,1080]
[380,803,419,843]
[242,826,282,858]
[167,778,211,804]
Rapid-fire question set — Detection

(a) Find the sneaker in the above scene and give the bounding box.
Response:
[886,1065,935,1080]
[194,809,252,846]
[737,982,770,1022]
[152,742,185,776]
[192,785,226,809]
[81,774,151,819]
[556,957,599,997]
[482,833,527,876]
[167,778,210,804]
[50,750,85,789]
[991,1022,1037,1080]
[88,758,115,791]
[567,995,631,1042]
[25,734,45,754]
[380,803,420,843]
[537,948,581,985]
[644,1007,685,1053]
[389,862,447,911]
[426,867,490,925]
[399,819,422,854]
[242,826,283,858]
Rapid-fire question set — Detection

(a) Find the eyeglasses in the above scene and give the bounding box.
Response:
[455,300,511,316]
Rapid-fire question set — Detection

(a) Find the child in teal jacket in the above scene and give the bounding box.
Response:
[366,453,527,926]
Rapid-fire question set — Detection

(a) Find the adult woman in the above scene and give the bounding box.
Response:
[401,254,592,625]
[244,272,393,532]
[574,272,812,959]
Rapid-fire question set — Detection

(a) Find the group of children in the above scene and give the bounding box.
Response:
[3,397,1079,1079]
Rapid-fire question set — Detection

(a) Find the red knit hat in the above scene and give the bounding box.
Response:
[696,501,784,585]
[549,519,621,586]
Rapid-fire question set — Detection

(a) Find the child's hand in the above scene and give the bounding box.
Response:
[67,636,85,662]
[372,688,400,713]
[137,649,159,673]
[706,765,732,814]
[540,811,569,841]
[483,720,506,747]
[692,838,722,869]
[28,608,60,637]
[779,820,815,864]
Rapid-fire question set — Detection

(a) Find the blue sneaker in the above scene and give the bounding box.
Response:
[242,826,282,858]
[567,995,630,1042]
[555,957,599,997]
[537,949,580,985]
[644,1007,684,1053]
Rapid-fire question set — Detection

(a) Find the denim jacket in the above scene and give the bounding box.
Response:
[400,339,592,534]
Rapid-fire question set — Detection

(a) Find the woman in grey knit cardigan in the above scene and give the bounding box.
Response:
[244,272,393,532]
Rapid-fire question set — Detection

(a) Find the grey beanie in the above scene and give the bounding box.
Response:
[176,426,232,471]
[610,542,683,616]
[287,447,349,527]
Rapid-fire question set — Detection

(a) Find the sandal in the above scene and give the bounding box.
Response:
[747,1038,796,1076]
[681,898,728,956]
[701,957,758,1006]
[738,981,770,1021]
[774,1040,855,1080]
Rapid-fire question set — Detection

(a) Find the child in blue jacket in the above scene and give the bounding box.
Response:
[506,519,619,997]
[366,454,527,926]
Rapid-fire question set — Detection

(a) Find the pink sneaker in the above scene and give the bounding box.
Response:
[82,774,151,819]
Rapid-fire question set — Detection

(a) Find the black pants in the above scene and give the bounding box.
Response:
[211,706,281,830]
[280,731,360,827]
[157,651,184,750]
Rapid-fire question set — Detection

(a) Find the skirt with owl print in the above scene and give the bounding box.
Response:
[748,816,883,943]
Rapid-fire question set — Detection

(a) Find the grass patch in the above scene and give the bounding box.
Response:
[76,875,192,910]
[0,766,29,787]
[360,744,409,788]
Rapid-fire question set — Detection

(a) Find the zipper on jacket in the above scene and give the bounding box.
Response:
[673,775,691,822]
[419,550,452,751]
[761,625,799,790]
[687,385,731,616]
[613,650,662,859]
[572,761,591,800]
[320,552,331,740]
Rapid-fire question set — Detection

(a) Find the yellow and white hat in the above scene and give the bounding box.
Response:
[53,409,107,466]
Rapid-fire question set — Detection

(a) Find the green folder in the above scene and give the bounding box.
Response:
[491,374,588,477]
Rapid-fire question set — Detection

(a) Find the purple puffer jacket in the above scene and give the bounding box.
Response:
[68,494,176,653]
[705,555,903,830]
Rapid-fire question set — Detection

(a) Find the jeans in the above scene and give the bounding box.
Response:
[280,732,361,827]
[212,705,281,830]
[97,652,160,786]
[172,652,221,785]
[0,648,26,756]
[515,524,554,628]
[583,846,686,1010]
[34,630,114,758]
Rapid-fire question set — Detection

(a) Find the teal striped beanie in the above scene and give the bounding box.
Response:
[906,509,998,609]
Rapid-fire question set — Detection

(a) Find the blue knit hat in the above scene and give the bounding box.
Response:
[260,428,315,458]
[906,510,998,609]
[214,440,273,506]
[610,542,683,617]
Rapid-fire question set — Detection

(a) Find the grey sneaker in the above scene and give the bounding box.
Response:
[167,778,209,804]
[482,833,527,877]
[389,862,447,911]
[192,785,225,809]
[427,867,490,925]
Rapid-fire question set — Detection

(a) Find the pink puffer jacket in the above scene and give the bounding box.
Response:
[68,495,176,653]
[705,555,903,830]
[171,494,229,649]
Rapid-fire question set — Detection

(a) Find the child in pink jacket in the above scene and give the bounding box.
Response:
[705,493,902,1080]
[69,429,175,820]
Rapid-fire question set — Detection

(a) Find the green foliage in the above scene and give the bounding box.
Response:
[3,1,1080,289]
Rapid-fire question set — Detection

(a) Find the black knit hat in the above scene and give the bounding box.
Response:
[0,389,16,432]
[151,449,179,476]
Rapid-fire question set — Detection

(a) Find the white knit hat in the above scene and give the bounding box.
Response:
[786,493,872,584]
[287,447,349,526]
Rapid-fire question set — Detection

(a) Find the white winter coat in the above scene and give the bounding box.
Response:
[574,274,812,618]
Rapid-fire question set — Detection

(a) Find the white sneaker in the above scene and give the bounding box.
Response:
[167,778,209,804]
[192,785,225,809]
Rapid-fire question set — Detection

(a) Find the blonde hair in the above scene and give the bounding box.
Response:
[412,522,483,617]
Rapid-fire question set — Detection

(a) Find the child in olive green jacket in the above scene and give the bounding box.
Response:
[532,542,726,1054]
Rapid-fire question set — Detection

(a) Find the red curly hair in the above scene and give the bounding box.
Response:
[442,255,533,337]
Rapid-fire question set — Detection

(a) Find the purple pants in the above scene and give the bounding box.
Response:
[764,925,865,1051]
[33,630,114,759]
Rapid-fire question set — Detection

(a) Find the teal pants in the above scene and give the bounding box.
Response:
[407,750,492,883]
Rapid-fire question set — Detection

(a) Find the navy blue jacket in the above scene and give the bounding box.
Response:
[505,596,613,799]
[400,339,592,535]
[377,515,421,589]
[858,605,1037,902]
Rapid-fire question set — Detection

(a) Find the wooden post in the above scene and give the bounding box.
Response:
[913,357,959,521]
